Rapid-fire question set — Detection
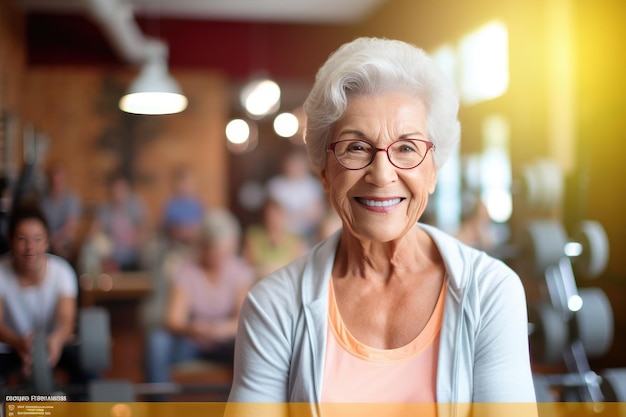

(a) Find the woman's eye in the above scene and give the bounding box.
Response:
[346,143,368,152]
[398,143,418,153]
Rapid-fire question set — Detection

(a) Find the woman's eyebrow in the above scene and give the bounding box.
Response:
[399,131,427,139]
[337,129,427,139]
[337,129,367,138]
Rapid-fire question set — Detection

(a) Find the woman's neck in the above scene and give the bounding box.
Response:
[334,228,435,282]
[14,259,46,287]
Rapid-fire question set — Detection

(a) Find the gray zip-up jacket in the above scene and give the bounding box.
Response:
[228,223,536,413]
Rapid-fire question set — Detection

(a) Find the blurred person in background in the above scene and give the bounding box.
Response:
[243,197,308,282]
[455,191,496,252]
[138,166,205,380]
[40,162,82,263]
[228,37,535,413]
[161,166,205,247]
[316,202,342,242]
[144,208,254,386]
[0,204,89,389]
[266,148,326,245]
[0,176,11,255]
[84,173,150,272]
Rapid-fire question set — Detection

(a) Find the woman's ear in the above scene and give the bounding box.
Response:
[428,169,438,195]
[319,169,330,192]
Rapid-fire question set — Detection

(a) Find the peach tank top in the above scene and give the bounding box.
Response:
[321,276,446,404]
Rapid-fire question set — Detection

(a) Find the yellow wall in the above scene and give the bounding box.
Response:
[573,0,626,279]
[358,0,626,280]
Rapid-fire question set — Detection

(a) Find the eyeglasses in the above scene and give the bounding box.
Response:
[327,139,435,170]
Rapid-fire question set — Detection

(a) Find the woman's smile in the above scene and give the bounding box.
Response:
[355,197,404,212]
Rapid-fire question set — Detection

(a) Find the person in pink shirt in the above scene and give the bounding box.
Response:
[145,208,254,386]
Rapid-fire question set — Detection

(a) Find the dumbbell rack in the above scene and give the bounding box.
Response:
[542,256,604,402]
[524,219,619,402]
[0,307,112,399]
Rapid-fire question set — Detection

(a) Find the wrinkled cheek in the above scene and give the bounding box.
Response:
[327,188,351,223]
[411,192,431,221]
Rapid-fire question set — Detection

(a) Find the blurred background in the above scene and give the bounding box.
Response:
[0,0,625,401]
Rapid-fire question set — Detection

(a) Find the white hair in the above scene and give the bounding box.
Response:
[200,208,241,244]
[303,37,460,174]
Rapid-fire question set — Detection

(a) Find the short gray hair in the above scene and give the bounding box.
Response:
[303,37,460,174]
[200,208,241,244]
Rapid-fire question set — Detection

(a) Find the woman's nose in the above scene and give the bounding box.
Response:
[366,150,397,185]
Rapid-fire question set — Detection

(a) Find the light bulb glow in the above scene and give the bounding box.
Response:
[119,92,188,115]
[273,112,299,137]
[241,79,281,117]
[564,241,583,257]
[226,119,250,144]
[567,295,583,312]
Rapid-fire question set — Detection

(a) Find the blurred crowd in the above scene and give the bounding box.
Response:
[0,149,341,391]
[0,142,498,393]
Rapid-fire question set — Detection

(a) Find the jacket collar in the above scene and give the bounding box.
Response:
[302,223,469,298]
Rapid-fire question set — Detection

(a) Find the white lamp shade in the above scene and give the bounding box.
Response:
[119,59,188,115]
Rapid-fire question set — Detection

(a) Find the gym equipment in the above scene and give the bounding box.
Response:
[571,220,610,280]
[31,332,54,395]
[78,307,111,373]
[528,302,569,365]
[28,307,112,395]
[522,220,569,278]
[88,380,136,402]
[85,379,233,402]
[522,218,626,403]
[521,159,564,211]
[601,368,626,402]
[573,288,614,359]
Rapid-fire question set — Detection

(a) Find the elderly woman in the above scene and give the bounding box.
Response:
[227,37,535,411]
[144,208,254,386]
[0,204,86,387]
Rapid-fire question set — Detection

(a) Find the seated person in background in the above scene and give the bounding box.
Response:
[243,197,308,282]
[266,148,326,245]
[0,176,11,255]
[144,208,254,384]
[455,192,496,252]
[138,167,205,361]
[0,203,89,388]
[86,173,149,272]
[162,166,205,247]
[40,162,82,263]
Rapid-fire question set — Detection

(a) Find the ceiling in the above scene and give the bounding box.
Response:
[16,0,387,84]
[15,0,390,116]
[16,0,387,24]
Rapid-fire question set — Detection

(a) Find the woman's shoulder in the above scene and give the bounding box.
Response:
[45,254,77,277]
[0,253,14,281]
[45,253,71,268]
[250,255,308,291]
[420,223,519,287]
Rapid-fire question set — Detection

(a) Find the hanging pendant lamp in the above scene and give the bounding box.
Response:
[119,43,188,115]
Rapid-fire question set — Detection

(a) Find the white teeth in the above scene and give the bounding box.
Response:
[358,198,402,207]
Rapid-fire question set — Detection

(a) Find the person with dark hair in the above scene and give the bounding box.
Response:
[0,204,87,388]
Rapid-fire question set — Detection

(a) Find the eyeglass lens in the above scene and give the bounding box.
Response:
[332,140,430,170]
